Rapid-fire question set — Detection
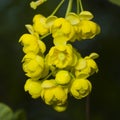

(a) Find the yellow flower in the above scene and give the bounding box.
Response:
[70,78,92,99]
[46,44,74,68]
[19,34,39,54]
[19,33,46,54]
[65,12,81,42]
[33,14,49,35]
[65,11,99,41]
[75,53,99,78]
[22,53,45,80]
[55,70,71,85]
[24,79,42,98]
[41,85,67,105]
[77,20,100,40]
[51,18,75,45]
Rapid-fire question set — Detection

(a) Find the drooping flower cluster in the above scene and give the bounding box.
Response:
[19,0,100,112]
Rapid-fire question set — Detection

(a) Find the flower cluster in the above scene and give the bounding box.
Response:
[19,0,100,112]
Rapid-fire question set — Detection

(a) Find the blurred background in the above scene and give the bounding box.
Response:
[0,0,120,120]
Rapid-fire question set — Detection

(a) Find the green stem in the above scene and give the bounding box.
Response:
[40,33,51,40]
[42,72,53,81]
[79,0,83,11]
[77,0,80,14]
[65,0,73,17]
[50,0,65,16]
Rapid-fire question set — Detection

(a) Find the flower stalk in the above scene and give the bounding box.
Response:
[50,0,65,16]
[79,0,84,11]
[65,0,73,17]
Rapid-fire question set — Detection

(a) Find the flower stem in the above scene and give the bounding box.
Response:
[50,0,65,16]
[42,72,53,81]
[79,0,83,12]
[40,33,51,40]
[77,0,80,14]
[65,0,73,17]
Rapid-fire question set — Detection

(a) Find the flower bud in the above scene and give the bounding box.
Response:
[19,34,40,54]
[55,70,71,85]
[24,79,42,98]
[33,14,49,35]
[41,86,67,105]
[78,20,100,39]
[22,53,45,80]
[70,78,92,99]
[51,18,75,45]
[75,55,98,78]
[19,33,46,54]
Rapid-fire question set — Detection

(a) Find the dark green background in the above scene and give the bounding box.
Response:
[0,0,120,120]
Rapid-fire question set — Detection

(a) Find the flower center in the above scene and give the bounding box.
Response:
[58,52,65,61]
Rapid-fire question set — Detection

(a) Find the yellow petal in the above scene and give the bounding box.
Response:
[66,12,80,25]
[41,80,56,88]
[79,11,94,20]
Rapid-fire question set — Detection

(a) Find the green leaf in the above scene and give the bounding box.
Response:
[0,103,13,120]
[12,109,27,120]
[109,0,120,6]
